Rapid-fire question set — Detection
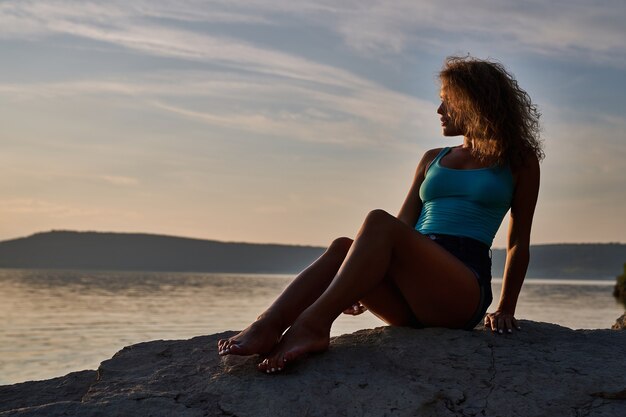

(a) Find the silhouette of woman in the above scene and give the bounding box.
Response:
[218,55,543,373]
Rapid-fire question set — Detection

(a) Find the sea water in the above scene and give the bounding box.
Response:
[0,269,623,385]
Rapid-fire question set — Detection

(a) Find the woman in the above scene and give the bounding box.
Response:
[218,55,543,373]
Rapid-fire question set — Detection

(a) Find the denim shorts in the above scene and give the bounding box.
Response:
[426,233,493,330]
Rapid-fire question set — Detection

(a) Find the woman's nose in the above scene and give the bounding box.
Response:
[437,103,445,115]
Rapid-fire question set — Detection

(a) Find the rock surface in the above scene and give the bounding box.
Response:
[2,321,626,417]
[613,313,626,330]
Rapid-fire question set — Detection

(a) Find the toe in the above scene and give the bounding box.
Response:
[259,355,279,374]
[257,358,269,372]
[267,356,276,373]
[269,353,286,373]
[228,342,243,354]
[283,349,298,363]
[217,341,228,355]
[219,339,236,356]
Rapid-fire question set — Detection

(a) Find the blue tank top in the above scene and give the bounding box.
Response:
[415,147,514,247]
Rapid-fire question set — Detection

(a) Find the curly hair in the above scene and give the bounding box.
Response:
[439,56,544,168]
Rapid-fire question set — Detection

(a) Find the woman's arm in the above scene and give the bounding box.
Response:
[485,155,540,333]
[396,148,442,227]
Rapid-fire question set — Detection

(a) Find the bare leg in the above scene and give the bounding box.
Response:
[217,237,353,356]
[359,280,422,327]
[259,209,480,372]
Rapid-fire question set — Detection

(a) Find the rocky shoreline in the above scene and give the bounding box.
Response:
[614,264,626,306]
[1,321,625,417]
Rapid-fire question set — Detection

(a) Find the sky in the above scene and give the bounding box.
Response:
[1,0,625,248]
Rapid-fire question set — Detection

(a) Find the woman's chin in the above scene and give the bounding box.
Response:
[442,128,462,137]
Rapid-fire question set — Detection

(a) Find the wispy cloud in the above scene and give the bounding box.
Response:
[1,0,624,245]
[0,69,437,148]
[99,175,139,186]
[2,1,625,65]
[0,198,139,218]
[321,1,626,65]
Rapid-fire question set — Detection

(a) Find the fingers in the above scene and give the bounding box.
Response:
[343,304,360,315]
[484,313,521,335]
[488,315,498,333]
[342,303,367,315]
[512,317,521,330]
[504,317,513,334]
[489,316,504,334]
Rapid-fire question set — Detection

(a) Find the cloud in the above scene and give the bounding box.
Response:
[0,198,138,218]
[2,0,625,66]
[1,2,443,150]
[2,1,621,152]
[540,113,626,203]
[1,0,624,247]
[100,175,139,186]
[317,1,626,65]
[0,67,438,148]
[253,205,288,214]
[143,70,436,147]
[3,2,348,86]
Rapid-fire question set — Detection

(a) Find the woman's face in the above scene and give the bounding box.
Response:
[437,89,465,137]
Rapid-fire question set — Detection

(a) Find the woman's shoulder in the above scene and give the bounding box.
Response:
[416,147,447,176]
[421,147,447,163]
[510,153,541,186]
[510,152,540,173]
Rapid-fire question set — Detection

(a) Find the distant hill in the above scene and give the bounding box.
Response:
[492,244,626,279]
[0,231,325,274]
[0,231,624,278]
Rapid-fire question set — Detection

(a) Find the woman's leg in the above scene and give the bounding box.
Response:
[358,280,423,327]
[218,237,354,356]
[259,209,481,372]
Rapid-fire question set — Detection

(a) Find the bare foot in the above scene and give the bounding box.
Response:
[217,315,284,356]
[257,318,330,373]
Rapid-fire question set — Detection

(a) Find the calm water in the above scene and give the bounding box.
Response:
[0,269,623,385]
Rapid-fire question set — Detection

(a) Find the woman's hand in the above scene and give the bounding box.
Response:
[484,310,520,334]
[343,302,368,316]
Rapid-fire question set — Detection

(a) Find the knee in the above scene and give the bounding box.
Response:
[328,236,353,254]
[362,209,394,232]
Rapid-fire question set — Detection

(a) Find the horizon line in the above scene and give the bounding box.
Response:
[2,229,625,250]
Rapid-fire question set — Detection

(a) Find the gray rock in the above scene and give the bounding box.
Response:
[0,370,96,412]
[1,322,625,417]
[613,313,626,330]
